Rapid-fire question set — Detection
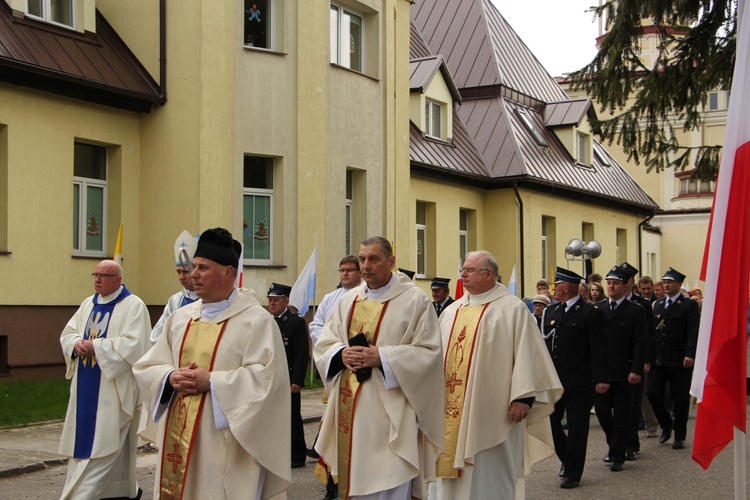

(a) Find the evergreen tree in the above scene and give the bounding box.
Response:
[569,0,738,181]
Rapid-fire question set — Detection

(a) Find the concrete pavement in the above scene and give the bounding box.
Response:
[0,388,327,479]
[3,390,750,499]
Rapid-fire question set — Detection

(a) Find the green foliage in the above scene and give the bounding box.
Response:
[304,365,324,390]
[0,379,70,427]
[569,0,737,181]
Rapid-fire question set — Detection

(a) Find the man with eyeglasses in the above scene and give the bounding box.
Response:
[308,255,362,499]
[433,251,562,499]
[309,255,362,346]
[58,259,151,499]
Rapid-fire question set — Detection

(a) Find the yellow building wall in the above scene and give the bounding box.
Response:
[0,85,143,305]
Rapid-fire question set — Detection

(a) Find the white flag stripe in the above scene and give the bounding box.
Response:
[290,247,317,316]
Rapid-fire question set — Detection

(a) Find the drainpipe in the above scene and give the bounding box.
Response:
[512,182,525,297]
[159,0,167,102]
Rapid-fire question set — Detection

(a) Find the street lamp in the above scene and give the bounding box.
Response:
[564,238,602,277]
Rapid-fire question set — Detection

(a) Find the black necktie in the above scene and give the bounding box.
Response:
[435,304,441,315]
[666,298,673,309]
[610,301,616,311]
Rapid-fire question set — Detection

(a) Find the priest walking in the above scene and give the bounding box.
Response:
[313,236,444,499]
[134,227,291,499]
[58,259,151,499]
[434,251,563,499]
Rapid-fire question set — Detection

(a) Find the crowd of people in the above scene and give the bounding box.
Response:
[55,228,701,499]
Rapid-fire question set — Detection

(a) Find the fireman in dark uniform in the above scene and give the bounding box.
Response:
[268,282,310,467]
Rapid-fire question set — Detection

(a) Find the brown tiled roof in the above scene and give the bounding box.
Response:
[409,118,489,179]
[412,0,568,102]
[0,3,162,112]
[410,1,657,212]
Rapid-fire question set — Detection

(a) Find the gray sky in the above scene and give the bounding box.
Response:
[490,0,602,77]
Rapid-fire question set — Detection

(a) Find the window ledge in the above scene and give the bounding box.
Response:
[329,63,380,82]
[242,46,288,56]
[0,251,11,256]
[72,254,111,260]
[675,193,714,199]
[244,264,288,269]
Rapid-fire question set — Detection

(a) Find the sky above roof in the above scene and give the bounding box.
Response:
[490,0,601,77]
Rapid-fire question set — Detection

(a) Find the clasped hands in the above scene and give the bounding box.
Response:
[169,362,211,396]
[342,345,381,372]
[74,339,95,358]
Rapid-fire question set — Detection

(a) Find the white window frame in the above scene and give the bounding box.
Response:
[27,0,75,29]
[330,3,364,72]
[459,209,468,260]
[73,176,107,257]
[416,201,427,279]
[425,99,443,139]
[243,0,275,50]
[708,91,719,111]
[243,188,274,265]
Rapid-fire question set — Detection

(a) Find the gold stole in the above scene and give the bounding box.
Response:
[436,303,488,478]
[337,296,388,500]
[160,319,227,500]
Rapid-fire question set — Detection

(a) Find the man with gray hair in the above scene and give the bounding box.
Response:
[59,259,151,499]
[434,251,563,499]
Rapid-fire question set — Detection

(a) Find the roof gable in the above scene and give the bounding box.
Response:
[409,55,461,103]
[0,3,162,112]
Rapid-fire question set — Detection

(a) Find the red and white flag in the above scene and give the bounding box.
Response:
[690,0,750,470]
[455,259,464,299]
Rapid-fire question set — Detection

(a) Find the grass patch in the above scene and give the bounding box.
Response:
[0,379,70,428]
[304,366,324,390]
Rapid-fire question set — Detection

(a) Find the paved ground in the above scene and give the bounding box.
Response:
[1,390,749,499]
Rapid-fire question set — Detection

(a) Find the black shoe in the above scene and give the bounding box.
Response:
[291,461,306,468]
[602,454,612,463]
[659,428,672,444]
[610,462,623,472]
[672,440,685,449]
[560,477,579,489]
[322,493,339,500]
[307,448,319,459]
[559,465,566,477]
[625,450,636,461]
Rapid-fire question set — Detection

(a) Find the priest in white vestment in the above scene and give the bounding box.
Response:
[314,236,444,500]
[59,260,151,500]
[134,227,291,499]
[433,251,563,500]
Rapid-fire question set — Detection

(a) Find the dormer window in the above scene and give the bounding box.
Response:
[425,99,443,139]
[517,109,548,147]
[27,0,74,28]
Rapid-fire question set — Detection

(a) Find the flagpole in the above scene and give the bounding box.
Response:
[734,427,746,500]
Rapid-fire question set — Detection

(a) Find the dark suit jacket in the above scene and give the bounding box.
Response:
[629,293,656,365]
[434,297,454,317]
[543,297,609,391]
[276,309,310,386]
[652,294,700,367]
[596,299,648,381]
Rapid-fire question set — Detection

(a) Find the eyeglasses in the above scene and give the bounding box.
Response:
[459,268,489,274]
[338,268,359,273]
[92,273,120,279]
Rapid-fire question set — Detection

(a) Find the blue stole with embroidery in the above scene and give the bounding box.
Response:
[73,286,132,459]
[179,294,197,308]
